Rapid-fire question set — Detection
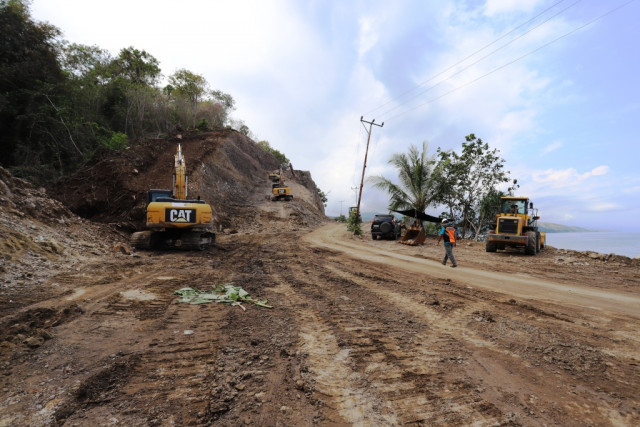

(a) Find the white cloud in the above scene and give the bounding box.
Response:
[591,165,609,176]
[587,202,620,212]
[357,16,380,58]
[531,165,609,189]
[542,141,562,155]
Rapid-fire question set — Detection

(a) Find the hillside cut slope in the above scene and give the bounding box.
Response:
[51,129,327,233]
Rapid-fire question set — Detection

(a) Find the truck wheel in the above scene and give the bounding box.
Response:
[371,234,377,240]
[525,231,537,255]
[486,241,497,252]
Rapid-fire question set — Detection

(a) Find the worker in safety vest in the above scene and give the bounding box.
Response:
[436,218,458,268]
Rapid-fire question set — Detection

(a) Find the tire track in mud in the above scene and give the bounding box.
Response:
[312,245,640,426]
[46,264,226,425]
[111,300,223,424]
[271,282,400,426]
[270,244,506,426]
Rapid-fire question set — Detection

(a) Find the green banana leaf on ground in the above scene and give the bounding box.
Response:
[173,282,273,309]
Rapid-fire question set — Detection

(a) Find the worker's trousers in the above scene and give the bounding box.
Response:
[442,243,457,266]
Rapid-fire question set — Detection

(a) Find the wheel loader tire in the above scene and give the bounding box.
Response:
[485,241,497,252]
[535,232,541,253]
[525,231,537,255]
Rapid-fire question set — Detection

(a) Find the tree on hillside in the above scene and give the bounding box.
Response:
[368,141,437,215]
[257,140,289,166]
[58,43,117,151]
[107,47,161,138]
[432,134,517,240]
[169,69,208,128]
[207,89,235,128]
[0,0,66,174]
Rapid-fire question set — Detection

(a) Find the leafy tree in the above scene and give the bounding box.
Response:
[238,123,251,136]
[211,89,235,110]
[316,186,328,207]
[347,209,362,235]
[0,0,65,173]
[470,187,514,239]
[169,69,208,128]
[368,141,437,217]
[109,47,160,86]
[107,47,161,138]
[102,131,128,151]
[432,134,516,240]
[257,140,289,166]
[61,43,112,79]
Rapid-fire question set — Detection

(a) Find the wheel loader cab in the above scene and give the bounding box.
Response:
[501,198,526,215]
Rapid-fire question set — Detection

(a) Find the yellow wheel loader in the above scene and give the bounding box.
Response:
[485,196,546,255]
[131,144,215,250]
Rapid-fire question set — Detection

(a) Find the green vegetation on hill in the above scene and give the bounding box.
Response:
[537,222,594,233]
[0,1,241,184]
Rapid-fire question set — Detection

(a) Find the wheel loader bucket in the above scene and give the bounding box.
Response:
[399,226,426,246]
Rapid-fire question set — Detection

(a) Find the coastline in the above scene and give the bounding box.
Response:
[546,231,640,259]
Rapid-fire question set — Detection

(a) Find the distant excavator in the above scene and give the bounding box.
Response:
[270,165,293,201]
[131,144,215,250]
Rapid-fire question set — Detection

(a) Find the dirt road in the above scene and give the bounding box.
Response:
[307,224,640,317]
[1,222,639,426]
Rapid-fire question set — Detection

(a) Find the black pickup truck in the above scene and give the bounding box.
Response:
[370,214,402,240]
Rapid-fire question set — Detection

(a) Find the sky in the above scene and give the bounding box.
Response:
[30,0,640,231]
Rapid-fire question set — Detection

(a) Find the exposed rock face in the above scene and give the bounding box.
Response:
[49,129,327,232]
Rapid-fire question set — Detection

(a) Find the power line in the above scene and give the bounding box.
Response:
[381,0,636,123]
[375,0,584,120]
[365,0,575,117]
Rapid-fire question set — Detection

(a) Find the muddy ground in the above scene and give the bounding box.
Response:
[2,221,639,425]
[1,132,639,426]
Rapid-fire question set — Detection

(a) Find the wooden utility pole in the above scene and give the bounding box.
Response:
[355,116,384,230]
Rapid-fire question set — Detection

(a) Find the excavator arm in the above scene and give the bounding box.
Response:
[173,144,187,200]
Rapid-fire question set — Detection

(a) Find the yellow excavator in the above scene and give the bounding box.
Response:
[131,144,215,250]
[270,167,293,201]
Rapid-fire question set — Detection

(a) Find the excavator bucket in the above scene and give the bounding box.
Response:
[399,225,426,246]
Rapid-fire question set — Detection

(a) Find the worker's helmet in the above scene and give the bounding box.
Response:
[441,218,448,224]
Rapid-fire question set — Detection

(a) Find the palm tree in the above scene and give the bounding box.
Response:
[368,141,437,214]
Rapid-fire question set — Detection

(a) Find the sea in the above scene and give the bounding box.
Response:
[546,232,640,258]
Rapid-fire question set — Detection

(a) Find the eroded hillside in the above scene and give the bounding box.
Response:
[50,129,327,233]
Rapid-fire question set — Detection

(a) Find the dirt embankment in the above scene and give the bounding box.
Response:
[1,133,639,426]
[50,129,326,232]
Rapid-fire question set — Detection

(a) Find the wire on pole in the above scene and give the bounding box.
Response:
[355,116,384,231]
